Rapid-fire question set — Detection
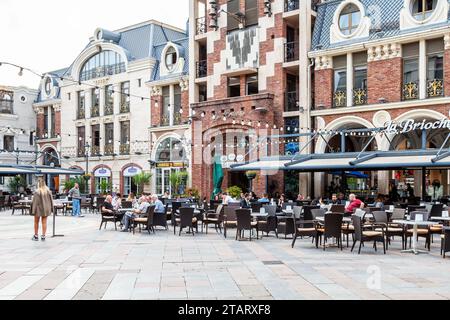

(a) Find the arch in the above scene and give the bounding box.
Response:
[120,163,143,195]
[400,0,448,30]
[330,0,370,43]
[40,144,60,166]
[380,109,447,151]
[315,116,381,154]
[150,132,183,162]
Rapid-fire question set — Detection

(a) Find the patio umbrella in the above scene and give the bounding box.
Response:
[212,156,224,200]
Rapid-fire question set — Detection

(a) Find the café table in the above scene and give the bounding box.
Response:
[393,219,436,255]
[430,216,450,226]
[316,216,352,224]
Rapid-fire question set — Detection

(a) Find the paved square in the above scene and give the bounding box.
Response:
[0,210,448,300]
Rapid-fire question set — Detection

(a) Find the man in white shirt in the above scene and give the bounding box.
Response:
[121,196,150,232]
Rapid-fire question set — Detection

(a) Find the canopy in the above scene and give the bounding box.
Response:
[0,165,84,176]
[331,171,369,179]
[231,150,450,172]
[0,165,40,176]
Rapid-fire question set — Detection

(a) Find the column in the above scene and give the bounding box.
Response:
[169,84,175,126]
[100,122,105,155]
[85,88,92,119]
[419,39,427,100]
[346,52,353,107]
[99,86,105,116]
[114,119,120,156]
[114,83,121,115]
[47,106,52,137]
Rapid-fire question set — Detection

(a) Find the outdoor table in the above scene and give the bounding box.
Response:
[393,219,436,255]
[251,212,269,218]
[316,216,352,223]
[430,216,450,226]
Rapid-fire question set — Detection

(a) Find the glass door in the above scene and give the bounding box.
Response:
[156,168,181,196]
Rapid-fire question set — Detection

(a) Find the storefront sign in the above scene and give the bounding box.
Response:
[94,167,111,177]
[385,119,450,134]
[156,162,186,168]
[123,166,142,177]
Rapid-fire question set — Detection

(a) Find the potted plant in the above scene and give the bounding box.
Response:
[169,171,189,197]
[132,172,152,196]
[63,179,75,193]
[99,180,111,196]
[226,186,243,200]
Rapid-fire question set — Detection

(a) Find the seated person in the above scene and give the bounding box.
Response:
[345,194,365,214]
[121,196,151,232]
[112,193,122,210]
[102,195,115,214]
[152,195,165,214]
[258,194,270,204]
[240,193,252,209]
[329,194,340,205]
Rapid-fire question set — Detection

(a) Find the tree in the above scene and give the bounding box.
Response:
[132,172,152,196]
[226,186,242,199]
[169,171,189,197]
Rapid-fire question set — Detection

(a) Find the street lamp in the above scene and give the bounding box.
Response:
[84,141,91,194]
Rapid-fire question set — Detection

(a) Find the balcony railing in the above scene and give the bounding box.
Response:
[196,17,207,35]
[91,145,100,156]
[91,105,100,118]
[285,0,299,12]
[403,81,419,101]
[174,113,183,126]
[77,147,86,158]
[284,42,299,63]
[0,100,13,114]
[77,108,85,119]
[333,91,347,108]
[427,79,444,98]
[285,91,299,112]
[196,60,207,78]
[104,144,114,156]
[353,88,367,106]
[80,62,126,81]
[160,114,170,127]
[120,144,130,155]
[120,102,130,114]
[104,104,114,116]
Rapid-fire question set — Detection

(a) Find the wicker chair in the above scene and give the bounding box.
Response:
[441,227,450,258]
[177,207,198,236]
[292,207,319,249]
[203,204,224,234]
[372,211,403,250]
[223,206,238,238]
[99,205,118,231]
[133,205,155,235]
[235,209,258,241]
[153,203,169,230]
[316,213,344,251]
[351,215,386,254]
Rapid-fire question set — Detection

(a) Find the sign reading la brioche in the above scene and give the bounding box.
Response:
[384,118,450,134]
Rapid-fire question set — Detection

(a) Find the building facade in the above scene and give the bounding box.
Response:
[188,0,317,199]
[0,85,38,191]
[310,0,450,197]
[35,20,189,196]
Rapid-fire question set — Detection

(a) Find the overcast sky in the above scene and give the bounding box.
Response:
[0,0,189,89]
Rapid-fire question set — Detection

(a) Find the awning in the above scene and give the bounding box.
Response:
[231,150,450,172]
[15,165,84,176]
[331,171,369,179]
[0,166,41,176]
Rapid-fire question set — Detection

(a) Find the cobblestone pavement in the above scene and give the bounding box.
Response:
[0,210,449,300]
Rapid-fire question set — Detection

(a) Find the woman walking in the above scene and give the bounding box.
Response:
[31,178,54,241]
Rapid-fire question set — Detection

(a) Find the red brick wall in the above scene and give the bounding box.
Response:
[55,111,61,136]
[314,69,333,109]
[367,58,403,104]
[36,113,45,138]
[181,90,189,123]
[151,95,162,127]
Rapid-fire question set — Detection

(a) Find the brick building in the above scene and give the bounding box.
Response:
[310,0,450,197]
[188,0,317,199]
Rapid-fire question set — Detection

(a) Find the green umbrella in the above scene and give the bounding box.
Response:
[212,156,224,200]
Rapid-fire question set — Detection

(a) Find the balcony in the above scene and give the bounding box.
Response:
[120,144,130,155]
[196,17,207,35]
[403,82,419,101]
[160,114,170,127]
[120,102,130,114]
[174,113,183,126]
[284,42,299,63]
[285,91,299,112]
[427,79,444,98]
[77,147,86,158]
[80,62,126,81]
[353,88,367,106]
[91,105,100,118]
[284,0,299,12]
[104,144,114,156]
[77,108,85,120]
[0,100,13,114]
[196,60,207,78]
[104,104,114,116]
[91,145,100,156]
[333,91,347,108]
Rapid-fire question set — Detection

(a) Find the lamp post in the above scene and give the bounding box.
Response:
[84,141,91,194]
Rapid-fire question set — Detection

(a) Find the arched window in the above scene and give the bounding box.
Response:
[165,47,178,71]
[45,77,52,95]
[412,0,437,21]
[156,137,185,162]
[339,3,361,36]
[80,50,126,81]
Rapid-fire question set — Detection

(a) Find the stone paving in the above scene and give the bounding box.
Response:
[0,209,449,300]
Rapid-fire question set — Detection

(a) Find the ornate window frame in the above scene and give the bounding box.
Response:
[160,42,185,77]
[400,0,449,30]
[330,0,370,44]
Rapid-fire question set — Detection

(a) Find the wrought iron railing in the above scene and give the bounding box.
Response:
[77,147,86,158]
[196,17,207,35]
[91,145,100,156]
[77,107,85,119]
[0,100,13,114]
[284,42,299,63]
[333,91,347,108]
[80,62,126,81]
[284,0,299,12]
[161,114,170,127]
[91,105,100,118]
[104,144,114,156]
[174,113,182,126]
[285,91,299,112]
[120,144,130,155]
[427,79,444,98]
[196,60,207,78]
[353,88,367,106]
[403,81,419,100]
[120,102,130,113]
[104,104,114,116]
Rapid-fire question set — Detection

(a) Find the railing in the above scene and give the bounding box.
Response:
[353,88,367,106]
[91,145,100,156]
[160,114,170,127]
[104,104,114,116]
[104,144,114,156]
[196,17,207,35]
[77,108,85,119]
[196,60,207,78]
[285,91,299,112]
[284,0,299,12]
[120,144,130,155]
[91,105,100,118]
[284,42,299,63]
[80,62,126,81]
[120,102,130,113]
[77,147,85,158]
[174,113,182,126]
[403,81,419,100]
[333,91,347,108]
[0,100,13,114]
[427,79,444,98]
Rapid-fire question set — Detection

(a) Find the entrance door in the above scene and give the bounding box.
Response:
[228,171,248,193]
[156,168,181,196]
